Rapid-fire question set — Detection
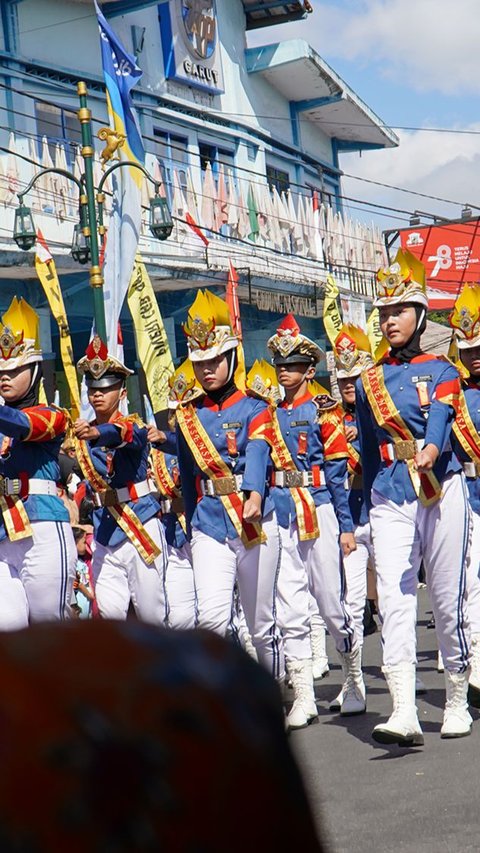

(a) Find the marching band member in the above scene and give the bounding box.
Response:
[356,249,472,745]
[328,324,376,711]
[150,360,200,630]
[0,297,76,627]
[73,337,168,625]
[266,315,365,726]
[448,284,480,709]
[176,291,283,679]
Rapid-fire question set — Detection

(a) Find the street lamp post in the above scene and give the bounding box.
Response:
[12,81,173,344]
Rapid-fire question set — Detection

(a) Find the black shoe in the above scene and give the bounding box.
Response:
[427,615,435,629]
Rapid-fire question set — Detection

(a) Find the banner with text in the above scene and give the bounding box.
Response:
[127,255,174,413]
[399,219,480,309]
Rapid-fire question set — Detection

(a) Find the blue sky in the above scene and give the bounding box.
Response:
[247,0,480,230]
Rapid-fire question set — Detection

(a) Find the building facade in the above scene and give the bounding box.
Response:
[0,0,398,406]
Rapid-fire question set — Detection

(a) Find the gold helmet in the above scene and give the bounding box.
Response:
[449,283,480,350]
[246,359,281,404]
[183,290,238,362]
[0,297,42,371]
[333,324,374,379]
[374,248,428,308]
[168,358,203,409]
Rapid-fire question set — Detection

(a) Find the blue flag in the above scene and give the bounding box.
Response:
[94,0,145,356]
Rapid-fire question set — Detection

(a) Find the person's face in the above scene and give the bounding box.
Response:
[0,365,32,403]
[337,376,356,405]
[275,362,315,389]
[460,344,480,377]
[87,382,125,417]
[193,354,229,391]
[379,304,417,347]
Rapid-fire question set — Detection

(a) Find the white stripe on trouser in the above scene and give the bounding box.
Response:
[190,513,284,679]
[0,520,76,630]
[92,516,168,626]
[276,503,357,659]
[466,509,480,635]
[343,521,374,647]
[370,472,471,672]
[165,542,196,629]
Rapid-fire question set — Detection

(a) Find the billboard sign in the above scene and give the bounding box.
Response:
[399,219,480,309]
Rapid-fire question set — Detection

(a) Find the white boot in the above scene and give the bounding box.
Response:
[437,650,444,673]
[339,647,366,716]
[329,645,364,712]
[372,663,424,746]
[441,670,472,738]
[286,659,318,730]
[468,634,480,708]
[310,622,329,680]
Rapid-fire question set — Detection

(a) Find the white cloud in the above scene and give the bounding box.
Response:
[341,127,480,230]
[247,0,480,96]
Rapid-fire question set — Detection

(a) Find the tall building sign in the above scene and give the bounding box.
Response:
[159,0,225,94]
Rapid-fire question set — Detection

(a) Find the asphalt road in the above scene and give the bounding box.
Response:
[290,589,480,853]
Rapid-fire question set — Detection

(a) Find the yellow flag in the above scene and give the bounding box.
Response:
[323,274,343,346]
[35,236,80,418]
[366,307,388,361]
[127,253,174,412]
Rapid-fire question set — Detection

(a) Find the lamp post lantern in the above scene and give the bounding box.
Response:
[12,81,173,345]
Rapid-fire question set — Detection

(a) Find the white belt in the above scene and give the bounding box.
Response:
[200,474,243,497]
[382,438,425,462]
[463,461,480,479]
[0,477,57,497]
[273,469,325,488]
[93,479,153,507]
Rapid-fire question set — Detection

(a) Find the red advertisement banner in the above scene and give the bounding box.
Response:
[399,219,480,309]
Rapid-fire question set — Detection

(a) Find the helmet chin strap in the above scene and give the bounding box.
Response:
[416,308,426,331]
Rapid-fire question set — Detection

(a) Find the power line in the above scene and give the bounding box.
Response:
[0,77,472,219]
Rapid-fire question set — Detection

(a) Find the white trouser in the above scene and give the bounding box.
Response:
[276,503,357,659]
[370,473,471,672]
[190,513,283,679]
[466,509,480,635]
[165,542,196,630]
[92,516,168,626]
[0,520,76,630]
[343,521,374,647]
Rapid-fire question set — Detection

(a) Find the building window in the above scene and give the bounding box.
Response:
[266,164,290,194]
[153,129,189,196]
[35,102,81,164]
[199,142,235,179]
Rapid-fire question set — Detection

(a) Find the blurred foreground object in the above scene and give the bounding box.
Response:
[0,622,324,852]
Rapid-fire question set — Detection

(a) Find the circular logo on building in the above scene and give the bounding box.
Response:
[181,1,217,60]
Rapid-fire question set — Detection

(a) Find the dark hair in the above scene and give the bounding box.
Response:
[79,496,94,526]
[72,527,86,542]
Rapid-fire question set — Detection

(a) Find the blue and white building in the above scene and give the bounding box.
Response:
[0,0,398,405]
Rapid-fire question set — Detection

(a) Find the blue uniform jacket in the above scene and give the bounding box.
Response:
[344,408,369,527]
[272,392,354,534]
[86,415,161,547]
[356,354,462,510]
[177,390,274,544]
[0,404,69,540]
[451,381,480,515]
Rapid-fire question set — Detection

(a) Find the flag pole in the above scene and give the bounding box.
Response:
[77,81,107,343]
